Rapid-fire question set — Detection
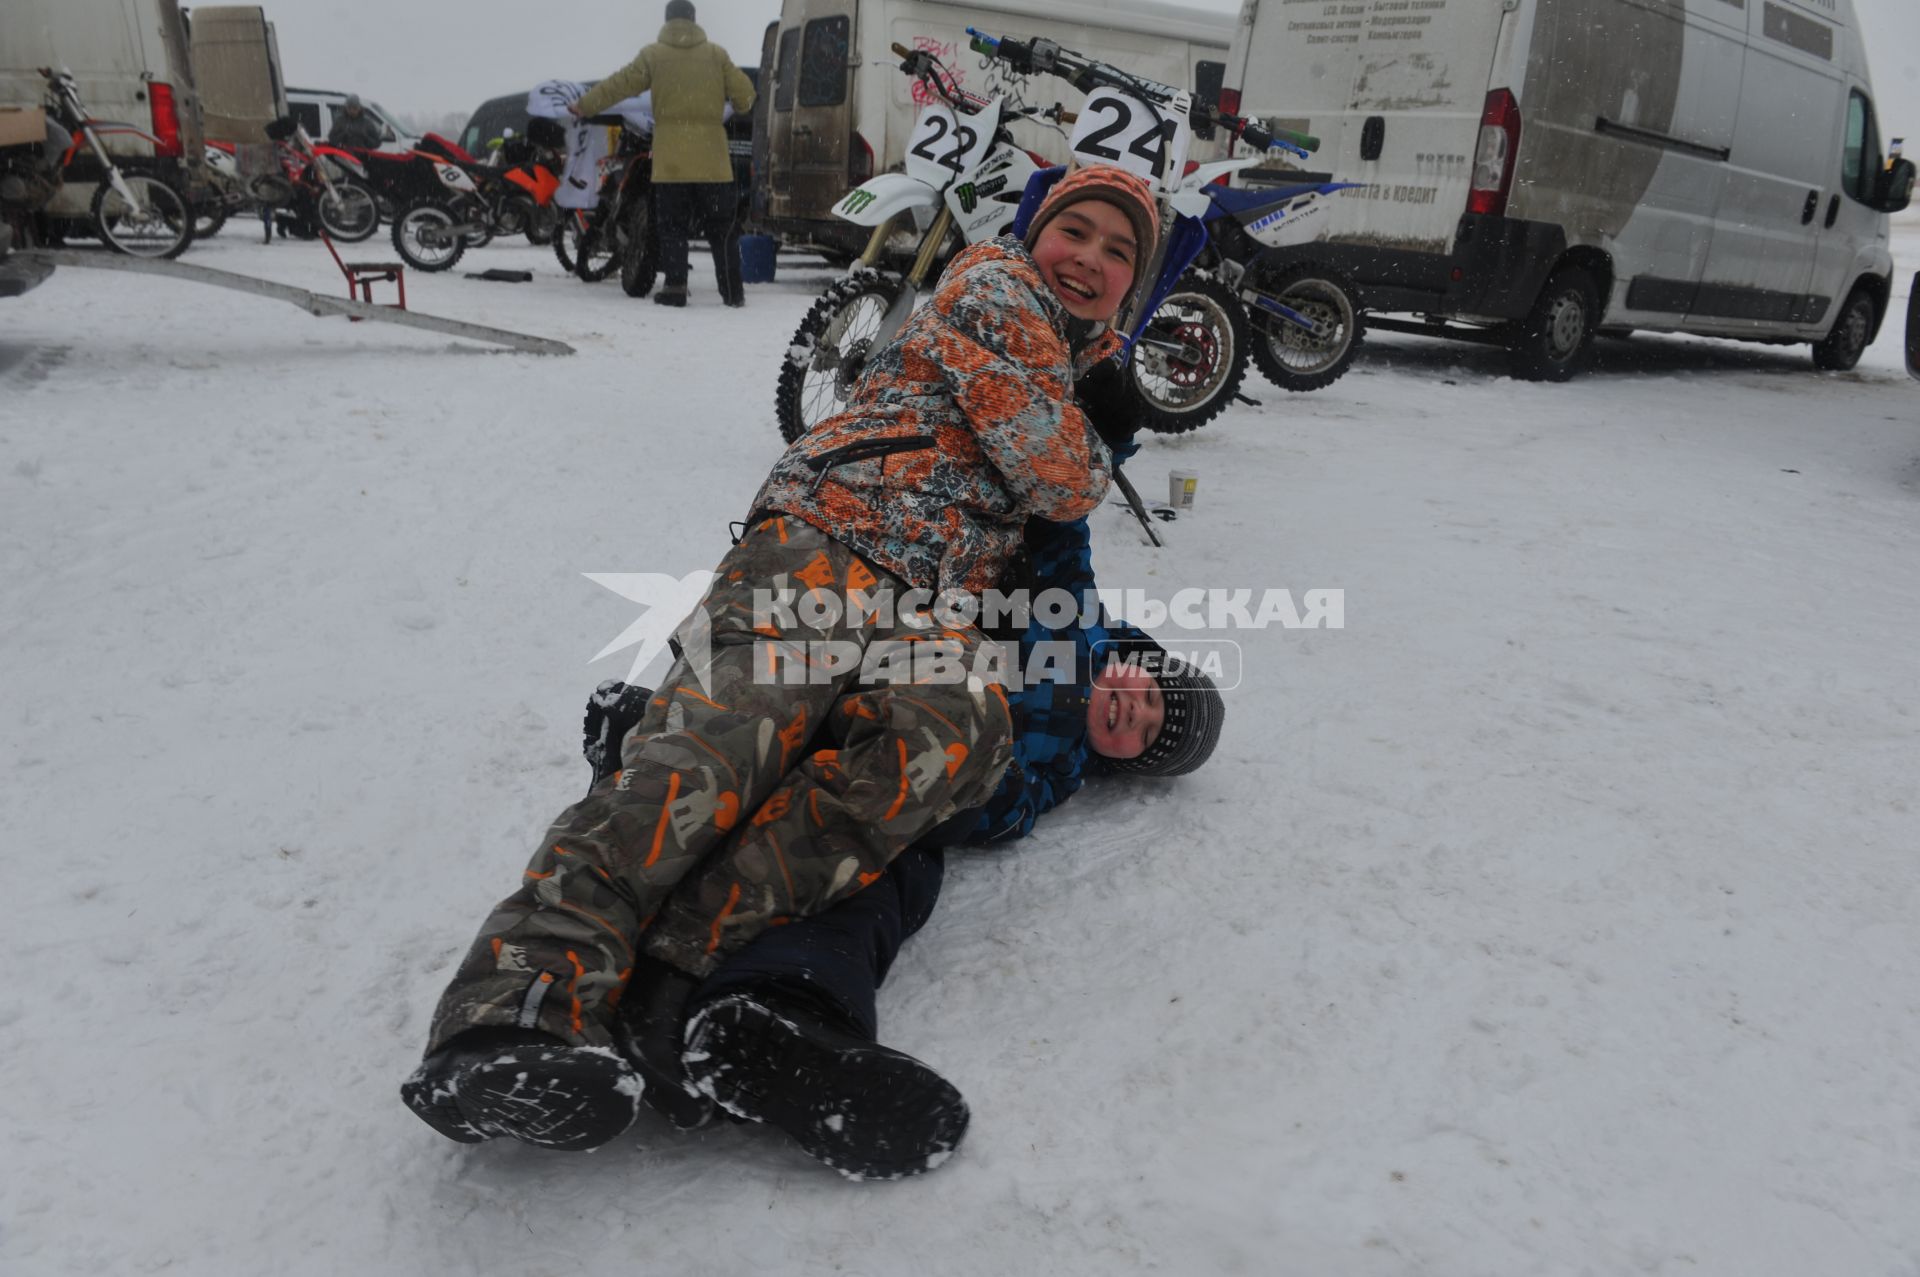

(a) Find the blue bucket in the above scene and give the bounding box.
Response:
[739,234,777,285]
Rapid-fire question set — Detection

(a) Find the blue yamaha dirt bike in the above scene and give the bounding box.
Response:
[975,30,1364,431]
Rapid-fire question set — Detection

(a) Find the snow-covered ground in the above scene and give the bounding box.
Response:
[3,215,1917,1277]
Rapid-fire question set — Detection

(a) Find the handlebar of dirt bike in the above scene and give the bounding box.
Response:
[890,42,995,115]
[964,29,1320,156]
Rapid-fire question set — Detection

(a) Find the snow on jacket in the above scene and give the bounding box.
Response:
[572,20,754,184]
[751,238,1123,596]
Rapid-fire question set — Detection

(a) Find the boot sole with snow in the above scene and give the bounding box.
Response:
[684,995,969,1181]
[402,1043,642,1152]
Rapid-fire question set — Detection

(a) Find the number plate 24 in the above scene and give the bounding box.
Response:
[1069,88,1191,192]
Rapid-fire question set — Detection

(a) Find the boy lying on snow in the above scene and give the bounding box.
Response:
[578,518,1224,1179]
[400,166,1221,1172]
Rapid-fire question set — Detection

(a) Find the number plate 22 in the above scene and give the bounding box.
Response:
[1069,88,1191,192]
[904,101,999,188]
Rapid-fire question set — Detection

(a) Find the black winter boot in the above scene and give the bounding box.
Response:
[653,283,687,307]
[399,1026,642,1151]
[615,956,717,1130]
[683,991,970,1180]
[581,679,652,790]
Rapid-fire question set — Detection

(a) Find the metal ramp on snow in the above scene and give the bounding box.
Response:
[10,249,574,356]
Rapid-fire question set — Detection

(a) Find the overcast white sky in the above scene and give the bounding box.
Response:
[269,0,1917,147]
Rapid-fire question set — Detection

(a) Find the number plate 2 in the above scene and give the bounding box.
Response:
[1069,88,1191,192]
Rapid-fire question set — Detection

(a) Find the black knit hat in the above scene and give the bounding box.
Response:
[1098,639,1225,779]
[665,0,695,20]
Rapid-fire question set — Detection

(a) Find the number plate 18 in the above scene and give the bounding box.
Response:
[1069,88,1191,192]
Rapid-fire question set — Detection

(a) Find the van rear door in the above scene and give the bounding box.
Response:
[1230,0,1506,254]
[764,0,856,224]
[189,6,285,144]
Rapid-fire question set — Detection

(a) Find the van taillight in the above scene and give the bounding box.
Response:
[1467,88,1520,217]
[850,131,873,184]
[1218,87,1241,117]
[149,81,182,157]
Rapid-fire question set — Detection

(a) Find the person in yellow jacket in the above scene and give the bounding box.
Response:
[572,0,756,307]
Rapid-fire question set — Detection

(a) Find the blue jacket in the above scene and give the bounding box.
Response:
[960,504,1148,845]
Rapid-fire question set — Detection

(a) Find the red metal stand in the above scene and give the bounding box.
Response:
[320,229,406,315]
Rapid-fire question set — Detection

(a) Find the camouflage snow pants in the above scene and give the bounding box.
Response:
[423,516,1014,1054]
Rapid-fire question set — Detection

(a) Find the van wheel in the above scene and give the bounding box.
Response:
[1811,287,1874,372]
[1507,266,1599,382]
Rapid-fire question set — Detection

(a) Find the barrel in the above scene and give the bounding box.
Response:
[739,233,777,285]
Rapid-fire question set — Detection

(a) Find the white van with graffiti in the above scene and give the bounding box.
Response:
[1223,0,1915,379]
[758,0,1234,258]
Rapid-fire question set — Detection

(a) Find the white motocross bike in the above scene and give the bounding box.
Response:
[774,44,1059,442]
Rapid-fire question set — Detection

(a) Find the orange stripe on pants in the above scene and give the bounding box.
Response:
[883,738,910,821]
[706,882,742,954]
[646,772,682,868]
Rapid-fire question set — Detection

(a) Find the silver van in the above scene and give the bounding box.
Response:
[1224,0,1916,379]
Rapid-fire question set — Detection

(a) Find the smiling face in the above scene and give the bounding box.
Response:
[1085,660,1166,760]
[1028,199,1140,323]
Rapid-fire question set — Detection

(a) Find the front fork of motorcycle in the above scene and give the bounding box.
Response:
[80,125,144,216]
[869,204,953,350]
[820,205,953,360]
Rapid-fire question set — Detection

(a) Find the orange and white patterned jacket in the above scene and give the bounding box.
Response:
[751,237,1123,595]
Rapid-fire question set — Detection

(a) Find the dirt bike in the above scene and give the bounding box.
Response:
[774,44,1055,442]
[552,119,656,293]
[970,30,1363,428]
[34,67,194,258]
[386,131,563,272]
[248,117,380,243]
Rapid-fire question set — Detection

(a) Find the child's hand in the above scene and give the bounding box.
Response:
[1075,358,1141,450]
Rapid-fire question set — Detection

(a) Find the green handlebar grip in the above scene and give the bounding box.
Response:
[1275,126,1321,153]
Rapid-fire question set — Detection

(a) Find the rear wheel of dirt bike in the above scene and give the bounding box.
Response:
[775,272,905,443]
[1126,274,1250,434]
[192,202,228,240]
[525,203,557,246]
[619,198,657,298]
[317,178,379,242]
[1247,262,1363,394]
[90,175,194,259]
[460,196,494,249]
[574,215,620,282]
[496,194,534,240]
[554,210,586,274]
[391,200,466,272]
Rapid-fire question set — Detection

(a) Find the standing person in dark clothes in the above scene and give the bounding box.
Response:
[326,96,383,151]
[570,1,755,307]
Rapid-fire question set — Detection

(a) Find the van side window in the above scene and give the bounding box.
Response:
[774,27,801,112]
[799,16,850,108]
[291,102,322,136]
[1841,90,1881,205]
